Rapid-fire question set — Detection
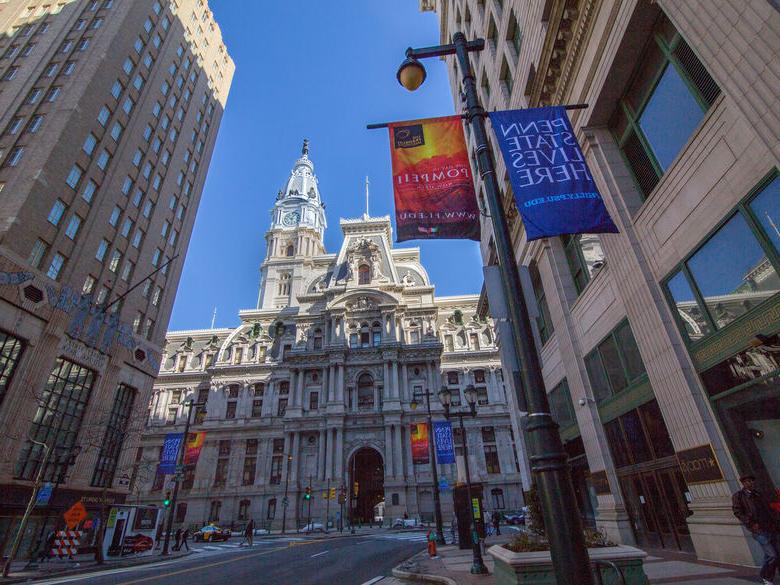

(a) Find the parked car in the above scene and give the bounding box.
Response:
[502,510,526,525]
[297,522,324,533]
[392,517,420,528]
[193,525,231,542]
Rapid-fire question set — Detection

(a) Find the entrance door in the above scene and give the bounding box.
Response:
[620,468,693,552]
[349,448,384,524]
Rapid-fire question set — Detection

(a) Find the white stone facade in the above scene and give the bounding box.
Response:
[425,0,780,567]
[134,146,528,530]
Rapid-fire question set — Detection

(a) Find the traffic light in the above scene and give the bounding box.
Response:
[304,486,311,500]
[163,491,171,508]
[353,481,359,497]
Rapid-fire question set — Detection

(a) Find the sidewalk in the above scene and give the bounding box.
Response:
[0,549,193,584]
[392,535,764,585]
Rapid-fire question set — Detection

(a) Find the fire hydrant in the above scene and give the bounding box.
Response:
[427,530,438,558]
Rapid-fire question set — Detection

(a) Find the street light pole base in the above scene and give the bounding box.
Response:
[470,562,489,575]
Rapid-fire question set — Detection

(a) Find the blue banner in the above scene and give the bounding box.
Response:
[488,107,618,241]
[159,433,183,474]
[433,421,455,465]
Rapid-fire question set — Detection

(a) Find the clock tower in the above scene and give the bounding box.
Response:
[257,140,327,309]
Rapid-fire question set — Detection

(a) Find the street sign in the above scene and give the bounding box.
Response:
[117,473,130,487]
[35,482,54,506]
[439,478,449,491]
[63,501,87,529]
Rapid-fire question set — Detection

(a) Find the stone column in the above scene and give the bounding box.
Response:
[384,425,393,478]
[296,369,305,408]
[325,428,333,480]
[394,424,404,478]
[489,367,501,403]
[404,425,414,477]
[337,364,344,404]
[383,361,390,402]
[335,428,344,480]
[291,431,301,483]
[392,362,400,400]
[401,363,408,402]
[318,429,326,481]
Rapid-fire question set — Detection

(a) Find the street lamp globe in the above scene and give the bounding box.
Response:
[464,384,478,406]
[437,385,452,407]
[410,397,419,410]
[396,56,426,91]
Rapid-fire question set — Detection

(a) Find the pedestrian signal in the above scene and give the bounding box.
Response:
[304,486,311,500]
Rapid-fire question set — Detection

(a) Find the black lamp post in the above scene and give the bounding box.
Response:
[439,384,488,575]
[392,33,594,585]
[410,388,446,545]
[281,454,293,534]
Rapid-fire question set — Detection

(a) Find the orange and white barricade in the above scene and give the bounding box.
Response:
[52,530,81,559]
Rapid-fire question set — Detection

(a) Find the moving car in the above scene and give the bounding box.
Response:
[193,525,231,542]
[297,522,324,533]
[502,510,526,525]
[392,517,420,528]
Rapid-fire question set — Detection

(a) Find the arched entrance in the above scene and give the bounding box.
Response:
[349,447,384,524]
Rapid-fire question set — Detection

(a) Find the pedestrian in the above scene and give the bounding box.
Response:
[732,474,780,585]
[180,528,190,551]
[38,530,56,563]
[242,519,254,547]
[173,528,182,551]
[491,510,502,536]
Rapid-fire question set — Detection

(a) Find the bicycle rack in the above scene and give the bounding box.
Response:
[591,559,627,585]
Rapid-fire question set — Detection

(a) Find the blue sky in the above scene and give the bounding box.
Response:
[167,1,485,331]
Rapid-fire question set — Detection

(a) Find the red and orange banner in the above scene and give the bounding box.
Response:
[410,423,430,465]
[183,431,206,465]
[388,115,480,242]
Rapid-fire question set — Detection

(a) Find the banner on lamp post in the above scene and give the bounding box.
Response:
[433,420,456,465]
[183,431,206,465]
[410,423,430,465]
[488,107,618,241]
[387,115,481,242]
[159,432,183,474]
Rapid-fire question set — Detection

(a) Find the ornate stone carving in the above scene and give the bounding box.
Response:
[346,296,377,311]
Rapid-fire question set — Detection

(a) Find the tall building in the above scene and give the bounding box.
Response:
[0,0,233,558]
[134,144,528,530]
[424,0,779,567]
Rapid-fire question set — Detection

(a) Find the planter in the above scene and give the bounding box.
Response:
[487,544,649,585]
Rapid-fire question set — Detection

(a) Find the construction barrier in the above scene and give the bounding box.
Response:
[51,530,81,559]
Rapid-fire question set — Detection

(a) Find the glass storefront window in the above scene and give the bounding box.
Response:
[687,212,779,329]
[621,410,653,464]
[604,420,631,468]
[615,322,647,381]
[585,320,647,403]
[599,336,628,394]
[667,270,712,341]
[639,400,675,458]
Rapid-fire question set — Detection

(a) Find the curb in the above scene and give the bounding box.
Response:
[0,551,193,584]
[391,552,459,585]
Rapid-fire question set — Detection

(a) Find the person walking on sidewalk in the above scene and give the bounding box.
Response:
[180,528,190,551]
[732,474,780,585]
[173,528,182,551]
[241,519,255,547]
[491,511,502,536]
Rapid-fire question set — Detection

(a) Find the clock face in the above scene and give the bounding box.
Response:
[282,211,300,227]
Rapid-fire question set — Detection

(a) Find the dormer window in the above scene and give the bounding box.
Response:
[358,264,370,285]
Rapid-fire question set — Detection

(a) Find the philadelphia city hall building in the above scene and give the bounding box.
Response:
[134,143,527,529]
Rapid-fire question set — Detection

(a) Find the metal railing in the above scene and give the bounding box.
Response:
[591,559,627,585]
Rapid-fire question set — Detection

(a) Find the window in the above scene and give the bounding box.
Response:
[66,165,82,189]
[47,199,66,225]
[491,488,506,510]
[226,401,236,419]
[111,80,123,99]
[16,359,94,480]
[483,446,500,474]
[91,384,136,487]
[96,239,109,262]
[604,399,674,468]
[27,115,44,133]
[7,117,24,135]
[96,149,110,170]
[476,386,489,405]
[529,260,553,343]
[132,149,143,167]
[97,106,113,129]
[63,61,76,75]
[358,264,370,284]
[309,391,318,411]
[508,12,522,55]
[81,179,97,203]
[111,122,123,141]
[65,215,81,239]
[666,174,780,340]
[28,239,47,268]
[242,458,255,486]
[76,38,89,51]
[208,500,221,522]
[561,234,605,294]
[548,379,575,428]
[123,97,134,114]
[108,249,121,272]
[109,205,121,226]
[6,147,24,166]
[121,260,134,282]
[500,58,513,96]
[610,13,720,198]
[267,498,277,519]
[277,398,287,417]
[584,320,646,403]
[0,331,23,407]
[83,133,98,155]
[252,398,263,417]
[357,373,374,410]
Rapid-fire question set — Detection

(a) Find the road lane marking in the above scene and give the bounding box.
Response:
[310,550,329,558]
[360,578,384,585]
[116,546,289,585]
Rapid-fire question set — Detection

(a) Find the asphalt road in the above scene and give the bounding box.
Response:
[31,533,425,585]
